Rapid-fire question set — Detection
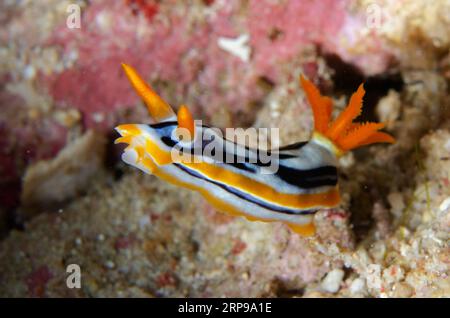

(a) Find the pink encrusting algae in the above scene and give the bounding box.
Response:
[247,0,347,79]
[45,0,392,131]
[26,265,53,297]
[2,0,449,298]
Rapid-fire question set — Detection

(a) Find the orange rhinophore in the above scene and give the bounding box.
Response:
[177,105,195,141]
[300,75,395,156]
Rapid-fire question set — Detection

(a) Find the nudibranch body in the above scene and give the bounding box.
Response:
[115,64,394,236]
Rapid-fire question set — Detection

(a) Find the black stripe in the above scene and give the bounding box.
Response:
[228,162,256,173]
[162,135,336,188]
[161,136,272,172]
[161,136,178,147]
[277,153,297,159]
[158,123,297,157]
[277,141,308,151]
[173,163,316,215]
[150,121,177,129]
[153,122,299,158]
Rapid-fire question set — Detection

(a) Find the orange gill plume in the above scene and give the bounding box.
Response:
[177,105,195,141]
[300,75,395,155]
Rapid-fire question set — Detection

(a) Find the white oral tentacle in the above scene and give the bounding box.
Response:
[122,147,139,166]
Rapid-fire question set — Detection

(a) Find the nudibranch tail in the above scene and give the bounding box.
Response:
[287,222,317,237]
[300,75,395,156]
[121,63,176,122]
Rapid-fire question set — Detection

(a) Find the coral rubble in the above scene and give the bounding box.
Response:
[0,0,448,297]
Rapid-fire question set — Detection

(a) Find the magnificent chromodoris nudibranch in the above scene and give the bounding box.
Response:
[115,63,395,236]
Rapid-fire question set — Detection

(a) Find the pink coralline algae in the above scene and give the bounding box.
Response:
[126,0,160,21]
[26,266,53,297]
[1,0,450,298]
[247,0,347,79]
[231,239,247,255]
[46,1,245,130]
[156,271,177,288]
[45,0,392,131]
[114,234,137,251]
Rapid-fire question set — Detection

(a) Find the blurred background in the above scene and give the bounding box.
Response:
[0,0,449,297]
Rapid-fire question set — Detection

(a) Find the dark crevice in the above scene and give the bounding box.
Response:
[0,208,25,240]
[324,54,404,121]
[325,53,404,122]
[270,278,305,298]
[104,130,125,181]
[342,266,356,284]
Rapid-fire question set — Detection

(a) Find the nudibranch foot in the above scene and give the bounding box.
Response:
[287,221,317,237]
[115,63,395,237]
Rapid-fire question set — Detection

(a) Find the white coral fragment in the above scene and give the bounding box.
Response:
[321,268,345,293]
[217,34,251,62]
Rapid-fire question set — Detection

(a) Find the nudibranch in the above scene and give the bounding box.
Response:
[115,63,395,236]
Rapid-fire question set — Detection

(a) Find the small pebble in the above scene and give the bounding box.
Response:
[439,197,450,212]
[321,268,345,293]
[104,260,115,269]
[92,112,105,123]
[139,216,150,228]
[349,278,366,295]
[23,65,36,79]
[392,282,414,298]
